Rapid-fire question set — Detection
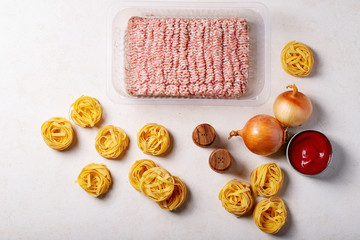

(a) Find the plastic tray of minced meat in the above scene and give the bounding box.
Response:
[107,1,270,106]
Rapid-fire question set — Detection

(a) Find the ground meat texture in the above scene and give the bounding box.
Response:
[125,17,249,98]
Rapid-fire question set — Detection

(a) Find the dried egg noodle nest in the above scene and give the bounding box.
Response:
[95,125,129,159]
[158,176,187,211]
[219,179,254,216]
[129,159,158,191]
[75,163,112,197]
[281,41,314,77]
[137,123,170,156]
[250,163,284,198]
[253,196,287,234]
[139,167,175,202]
[129,161,187,210]
[69,95,102,127]
[41,117,74,150]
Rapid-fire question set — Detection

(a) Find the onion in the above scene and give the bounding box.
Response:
[228,114,286,156]
[273,84,312,127]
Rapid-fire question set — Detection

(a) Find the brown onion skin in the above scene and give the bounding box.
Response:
[273,85,313,127]
[229,114,286,156]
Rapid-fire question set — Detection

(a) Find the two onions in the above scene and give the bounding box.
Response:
[229,85,312,156]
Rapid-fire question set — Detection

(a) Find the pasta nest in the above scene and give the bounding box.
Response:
[129,159,158,191]
[95,125,129,159]
[129,161,187,210]
[137,123,170,156]
[157,176,187,211]
[281,40,314,77]
[139,167,175,202]
[253,196,287,234]
[75,163,112,197]
[219,179,254,216]
[250,163,284,198]
[69,95,102,127]
[41,117,74,150]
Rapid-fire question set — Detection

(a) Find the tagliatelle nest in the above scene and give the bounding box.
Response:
[281,41,314,77]
[75,163,112,197]
[69,95,102,127]
[137,123,170,156]
[129,160,187,211]
[219,179,254,216]
[129,159,158,191]
[157,176,187,211]
[41,117,74,150]
[139,167,175,202]
[253,196,287,234]
[95,125,129,159]
[250,163,284,198]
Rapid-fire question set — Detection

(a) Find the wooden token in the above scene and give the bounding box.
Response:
[192,124,216,147]
[209,149,232,173]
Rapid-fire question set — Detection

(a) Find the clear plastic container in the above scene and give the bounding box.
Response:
[107,1,270,106]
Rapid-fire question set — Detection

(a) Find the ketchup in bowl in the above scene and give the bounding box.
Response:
[287,130,332,175]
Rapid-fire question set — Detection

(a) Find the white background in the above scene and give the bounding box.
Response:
[1,0,359,239]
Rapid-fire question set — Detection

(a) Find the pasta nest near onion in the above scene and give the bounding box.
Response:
[281,41,314,77]
[219,179,254,216]
[250,163,284,198]
[253,196,287,234]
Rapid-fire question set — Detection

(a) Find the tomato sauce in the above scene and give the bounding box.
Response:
[287,130,332,175]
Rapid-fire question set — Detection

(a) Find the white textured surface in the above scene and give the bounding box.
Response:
[0,0,359,239]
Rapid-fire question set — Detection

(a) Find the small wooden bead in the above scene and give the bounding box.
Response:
[209,149,232,173]
[192,124,216,147]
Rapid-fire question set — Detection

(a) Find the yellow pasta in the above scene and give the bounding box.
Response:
[158,176,187,211]
[69,95,102,128]
[281,41,314,77]
[139,167,175,202]
[219,179,254,216]
[95,125,129,159]
[137,123,170,156]
[75,163,112,197]
[41,117,74,150]
[129,159,158,191]
[129,160,187,210]
[253,196,287,234]
[250,163,284,198]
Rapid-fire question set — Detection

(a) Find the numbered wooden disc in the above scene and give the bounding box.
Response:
[209,149,233,173]
[192,124,216,147]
